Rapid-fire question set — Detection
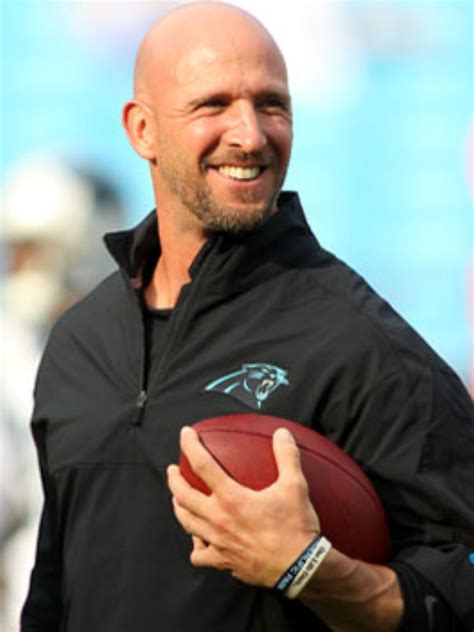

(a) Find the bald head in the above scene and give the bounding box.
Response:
[123,1,292,236]
[133,2,287,100]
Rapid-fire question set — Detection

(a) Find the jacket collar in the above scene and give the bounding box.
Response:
[103,191,319,289]
[104,208,159,288]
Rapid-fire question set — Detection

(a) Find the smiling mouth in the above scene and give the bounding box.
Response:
[214,165,265,181]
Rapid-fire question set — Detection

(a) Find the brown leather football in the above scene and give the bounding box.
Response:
[179,413,391,564]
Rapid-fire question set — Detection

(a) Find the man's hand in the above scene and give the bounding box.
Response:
[168,425,404,631]
[167,425,319,587]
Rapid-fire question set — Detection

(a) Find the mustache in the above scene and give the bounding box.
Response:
[204,150,273,168]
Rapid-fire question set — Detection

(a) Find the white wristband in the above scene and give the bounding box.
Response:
[284,536,332,599]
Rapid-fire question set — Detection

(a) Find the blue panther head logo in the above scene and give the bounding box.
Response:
[205,363,289,409]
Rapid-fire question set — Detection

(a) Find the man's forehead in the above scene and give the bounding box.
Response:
[174,39,286,87]
[175,44,221,85]
[134,3,287,99]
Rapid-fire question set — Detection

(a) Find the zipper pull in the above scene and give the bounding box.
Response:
[136,390,147,408]
[133,389,147,425]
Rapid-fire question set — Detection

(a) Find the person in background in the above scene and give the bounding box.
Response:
[0,156,123,632]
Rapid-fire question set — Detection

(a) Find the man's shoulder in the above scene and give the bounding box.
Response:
[305,249,451,376]
[46,269,132,349]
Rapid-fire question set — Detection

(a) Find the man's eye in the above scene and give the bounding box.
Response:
[202,99,227,109]
[258,98,289,113]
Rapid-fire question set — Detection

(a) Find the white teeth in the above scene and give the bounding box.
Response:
[217,165,260,180]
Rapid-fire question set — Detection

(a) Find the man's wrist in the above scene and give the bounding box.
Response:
[274,534,333,598]
[298,550,403,631]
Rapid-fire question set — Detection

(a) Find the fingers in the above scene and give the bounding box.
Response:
[167,463,211,520]
[179,426,237,493]
[272,427,304,483]
[188,526,230,571]
[167,426,245,548]
[192,535,207,550]
[272,429,320,533]
[190,540,230,570]
[171,496,219,544]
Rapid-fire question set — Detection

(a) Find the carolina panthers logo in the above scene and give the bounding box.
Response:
[205,363,289,409]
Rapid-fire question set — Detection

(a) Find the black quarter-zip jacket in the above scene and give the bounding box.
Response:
[22,193,474,631]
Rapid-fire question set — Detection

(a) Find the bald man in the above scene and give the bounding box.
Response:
[22,3,474,631]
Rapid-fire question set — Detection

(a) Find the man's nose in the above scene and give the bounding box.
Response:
[225,101,267,152]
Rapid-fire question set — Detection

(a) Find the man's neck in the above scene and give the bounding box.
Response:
[144,212,208,310]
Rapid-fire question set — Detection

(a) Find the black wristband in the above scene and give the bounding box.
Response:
[274,535,321,592]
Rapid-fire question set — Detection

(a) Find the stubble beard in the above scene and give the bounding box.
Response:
[158,148,286,234]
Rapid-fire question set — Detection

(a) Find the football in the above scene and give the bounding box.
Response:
[179,413,391,563]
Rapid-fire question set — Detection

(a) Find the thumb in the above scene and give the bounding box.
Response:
[272,427,304,482]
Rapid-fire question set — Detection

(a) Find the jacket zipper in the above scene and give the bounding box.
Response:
[132,238,217,425]
[132,389,147,425]
[132,279,152,425]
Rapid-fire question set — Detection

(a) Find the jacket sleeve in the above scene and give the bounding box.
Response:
[369,368,472,628]
[390,561,466,631]
[21,497,63,631]
[21,392,63,630]
[321,356,474,629]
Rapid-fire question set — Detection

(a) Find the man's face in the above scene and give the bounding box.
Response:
[150,32,293,233]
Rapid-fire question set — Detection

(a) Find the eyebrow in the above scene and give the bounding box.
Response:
[185,89,292,110]
[255,90,292,108]
[185,91,228,109]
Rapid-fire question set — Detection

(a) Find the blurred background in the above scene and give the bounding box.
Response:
[1,1,473,629]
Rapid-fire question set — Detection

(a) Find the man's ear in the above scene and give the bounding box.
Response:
[122,99,157,161]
